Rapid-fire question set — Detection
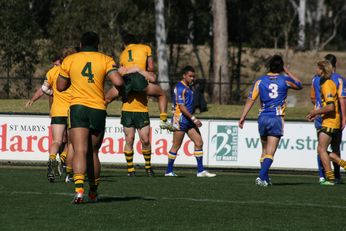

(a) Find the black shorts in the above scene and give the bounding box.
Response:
[121,111,150,129]
[123,72,149,95]
[69,105,106,132]
[51,116,68,125]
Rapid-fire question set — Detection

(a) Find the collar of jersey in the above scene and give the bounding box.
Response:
[80,46,98,52]
[180,80,189,87]
[267,72,279,76]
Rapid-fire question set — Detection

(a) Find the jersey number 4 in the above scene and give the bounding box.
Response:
[81,62,95,83]
[268,83,278,99]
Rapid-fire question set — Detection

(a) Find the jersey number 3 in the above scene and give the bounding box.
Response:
[268,83,278,99]
[81,62,95,83]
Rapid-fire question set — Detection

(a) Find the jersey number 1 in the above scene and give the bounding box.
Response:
[81,62,95,83]
[268,83,278,99]
[128,50,134,62]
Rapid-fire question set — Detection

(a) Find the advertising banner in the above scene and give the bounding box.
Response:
[1,114,342,170]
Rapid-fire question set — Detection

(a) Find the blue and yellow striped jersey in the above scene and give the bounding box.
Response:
[173,81,194,123]
[310,72,346,129]
[248,73,302,116]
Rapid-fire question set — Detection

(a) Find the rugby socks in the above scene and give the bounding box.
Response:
[124,150,135,173]
[60,151,67,163]
[166,151,177,173]
[194,149,204,173]
[74,173,85,194]
[259,155,273,181]
[260,157,264,168]
[66,166,73,177]
[325,170,335,182]
[338,159,346,169]
[333,162,341,180]
[160,113,168,122]
[317,155,325,178]
[49,153,56,160]
[89,177,100,193]
[142,149,152,169]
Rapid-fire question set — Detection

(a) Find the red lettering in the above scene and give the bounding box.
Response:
[155,139,168,155]
[117,137,125,154]
[0,124,8,151]
[101,137,116,154]
[10,136,24,152]
[26,136,37,152]
[183,140,194,156]
[38,126,52,153]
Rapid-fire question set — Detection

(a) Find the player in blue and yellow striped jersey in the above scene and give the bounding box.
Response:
[307,60,346,185]
[310,54,346,184]
[165,66,216,177]
[239,55,303,186]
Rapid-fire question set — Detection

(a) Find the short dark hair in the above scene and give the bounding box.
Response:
[122,33,138,45]
[268,55,284,73]
[324,54,337,68]
[80,31,99,48]
[182,66,195,75]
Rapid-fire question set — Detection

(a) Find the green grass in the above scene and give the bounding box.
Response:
[0,99,309,120]
[1,166,345,230]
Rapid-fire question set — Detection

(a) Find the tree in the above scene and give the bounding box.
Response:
[290,0,306,50]
[211,0,229,104]
[154,0,170,91]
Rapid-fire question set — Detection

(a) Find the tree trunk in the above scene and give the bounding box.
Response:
[154,0,170,91]
[211,0,229,104]
[297,0,306,50]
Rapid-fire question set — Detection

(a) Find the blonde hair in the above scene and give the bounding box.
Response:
[317,60,333,79]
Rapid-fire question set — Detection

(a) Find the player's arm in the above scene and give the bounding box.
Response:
[339,97,346,129]
[307,103,334,121]
[307,82,335,121]
[25,87,44,108]
[284,67,303,90]
[25,79,52,108]
[239,98,255,129]
[104,87,120,106]
[120,66,156,83]
[147,56,154,72]
[56,75,71,92]
[178,104,202,128]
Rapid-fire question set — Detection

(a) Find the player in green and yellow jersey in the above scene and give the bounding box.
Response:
[26,48,76,183]
[57,32,123,203]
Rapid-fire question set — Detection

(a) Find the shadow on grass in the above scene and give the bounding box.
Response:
[98,195,156,203]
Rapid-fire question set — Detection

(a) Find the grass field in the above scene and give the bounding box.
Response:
[1,166,345,231]
[0,99,310,120]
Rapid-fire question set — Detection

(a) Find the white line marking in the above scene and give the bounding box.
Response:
[2,190,346,209]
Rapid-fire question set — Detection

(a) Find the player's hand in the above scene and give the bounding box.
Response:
[25,100,33,108]
[342,119,346,130]
[118,67,127,76]
[193,118,202,128]
[306,110,316,122]
[238,118,245,129]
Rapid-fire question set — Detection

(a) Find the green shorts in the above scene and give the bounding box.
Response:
[121,111,150,129]
[69,105,106,132]
[123,72,149,95]
[51,116,68,125]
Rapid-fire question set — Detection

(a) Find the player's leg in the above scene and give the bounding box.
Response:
[258,135,280,183]
[187,127,216,177]
[146,83,175,131]
[123,126,136,176]
[65,129,74,183]
[47,122,66,182]
[165,130,185,176]
[87,129,105,202]
[70,127,89,202]
[329,131,342,183]
[317,131,334,184]
[121,111,137,176]
[137,123,153,176]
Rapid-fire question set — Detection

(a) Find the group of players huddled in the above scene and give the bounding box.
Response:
[27,32,215,204]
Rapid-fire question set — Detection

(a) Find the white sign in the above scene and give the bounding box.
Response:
[0,114,341,170]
